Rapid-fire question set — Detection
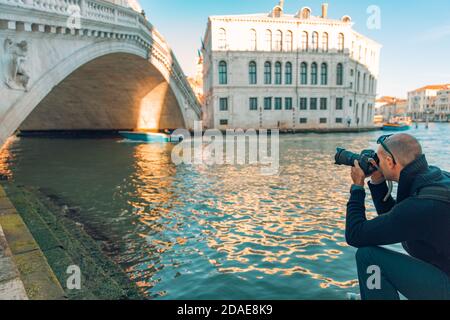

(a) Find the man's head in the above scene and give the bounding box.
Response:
[376,134,423,182]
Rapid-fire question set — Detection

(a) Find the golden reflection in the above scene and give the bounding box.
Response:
[203,162,360,290]
[0,136,18,178]
[120,142,179,293]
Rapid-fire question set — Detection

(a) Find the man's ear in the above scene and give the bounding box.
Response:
[386,156,395,169]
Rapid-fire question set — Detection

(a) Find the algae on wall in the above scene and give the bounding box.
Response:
[1,182,143,300]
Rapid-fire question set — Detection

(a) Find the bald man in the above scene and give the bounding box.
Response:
[346,133,450,300]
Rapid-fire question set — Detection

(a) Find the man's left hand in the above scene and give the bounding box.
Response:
[351,160,366,187]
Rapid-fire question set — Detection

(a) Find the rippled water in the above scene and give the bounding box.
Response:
[1,123,449,299]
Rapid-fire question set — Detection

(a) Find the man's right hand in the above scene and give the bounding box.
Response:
[369,159,385,184]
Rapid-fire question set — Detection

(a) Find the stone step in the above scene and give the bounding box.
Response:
[3,184,141,299]
[0,185,65,300]
[0,224,28,300]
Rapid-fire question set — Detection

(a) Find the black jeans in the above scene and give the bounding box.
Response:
[356,246,450,300]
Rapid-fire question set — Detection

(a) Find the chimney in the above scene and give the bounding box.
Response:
[322,3,328,18]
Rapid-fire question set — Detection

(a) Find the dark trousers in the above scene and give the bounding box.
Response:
[356,246,450,300]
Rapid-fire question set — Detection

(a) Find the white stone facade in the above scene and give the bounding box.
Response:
[435,88,450,121]
[202,3,381,130]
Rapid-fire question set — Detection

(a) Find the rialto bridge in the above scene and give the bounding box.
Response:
[0,0,202,148]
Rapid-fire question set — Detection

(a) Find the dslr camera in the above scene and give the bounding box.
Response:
[335,148,380,176]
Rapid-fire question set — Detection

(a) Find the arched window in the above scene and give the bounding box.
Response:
[249,29,257,50]
[218,28,227,50]
[285,62,292,85]
[371,76,375,94]
[286,31,293,51]
[338,33,345,52]
[363,73,367,93]
[249,61,257,84]
[301,31,308,51]
[301,7,311,19]
[264,61,272,84]
[273,6,282,18]
[300,62,308,85]
[322,32,329,52]
[275,61,282,84]
[321,63,328,85]
[219,61,227,84]
[336,63,344,85]
[265,30,272,51]
[312,32,319,52]
[275,30,283,51]
[342,15,352,23]
[357,71,361,91]
[311,62,318,85]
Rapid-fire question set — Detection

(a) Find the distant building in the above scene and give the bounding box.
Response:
[202,1,381,130]
[435,88,450,122]
[375,97,407,121]
[407,84,450,120]
[375,96,397,109]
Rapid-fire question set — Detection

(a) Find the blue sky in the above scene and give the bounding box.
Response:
[140,0,450,98]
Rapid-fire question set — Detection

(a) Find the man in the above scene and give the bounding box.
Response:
[346,133,450,300]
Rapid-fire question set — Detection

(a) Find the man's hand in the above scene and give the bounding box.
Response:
[369,159,385,184]
[351,160,385,186]
[351,160,366,187]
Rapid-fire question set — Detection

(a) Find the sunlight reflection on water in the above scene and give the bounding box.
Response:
[1,124,449,299]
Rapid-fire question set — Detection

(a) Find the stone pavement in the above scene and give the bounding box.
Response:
[0,185,65,300]
[0,187,28,300]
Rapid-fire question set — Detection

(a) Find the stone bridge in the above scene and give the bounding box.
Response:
[0,0,202,149]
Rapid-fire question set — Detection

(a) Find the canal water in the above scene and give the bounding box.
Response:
[1,124,449,299]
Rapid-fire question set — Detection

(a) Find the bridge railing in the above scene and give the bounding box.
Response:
[0,0,202,117]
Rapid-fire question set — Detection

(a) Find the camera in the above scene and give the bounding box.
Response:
[335,148,379,176]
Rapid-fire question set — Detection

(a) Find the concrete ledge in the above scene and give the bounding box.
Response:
[14,250,65,300]
[0,278,27,300]
[0,185,65,300]
[0,224,27,300]
[0,214,40,255]
[2,183,143,300]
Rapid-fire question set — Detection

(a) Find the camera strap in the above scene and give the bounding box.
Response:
[369,158,392,203]
[415,185,450,204]
[384,180,394,203]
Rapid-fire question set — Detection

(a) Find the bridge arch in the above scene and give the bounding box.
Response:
[2,41,190,139]
[0,0,202,148]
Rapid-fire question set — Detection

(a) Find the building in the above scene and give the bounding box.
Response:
[202,1,382,130]
[375,96,407,122]
[187,53,205,105]
[435,88,450,122]
[375,96,397,110]
[407,84,450,121]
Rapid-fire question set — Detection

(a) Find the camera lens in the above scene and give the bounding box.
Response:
[335,148,359,167]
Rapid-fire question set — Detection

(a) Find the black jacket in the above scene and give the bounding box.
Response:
[346,155,450,276]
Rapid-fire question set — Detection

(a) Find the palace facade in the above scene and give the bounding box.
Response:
[202,2,381,130]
